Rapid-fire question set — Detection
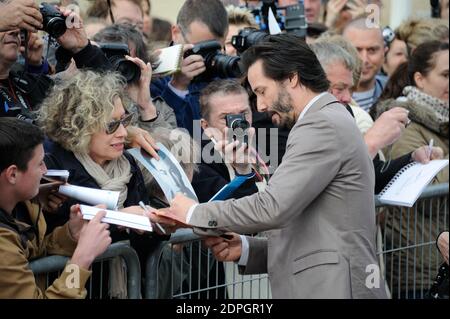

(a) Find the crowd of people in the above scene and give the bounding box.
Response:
[0,0,448,299]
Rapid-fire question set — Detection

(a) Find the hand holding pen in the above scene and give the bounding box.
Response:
[411,140,444,164]
[139,201,167,234]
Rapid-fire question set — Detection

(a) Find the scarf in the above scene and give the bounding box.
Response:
[74,152,132,209]
[74,152,133,299]
[402,86,449,123]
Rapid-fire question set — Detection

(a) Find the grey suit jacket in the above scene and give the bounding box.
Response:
[190,93,387,299]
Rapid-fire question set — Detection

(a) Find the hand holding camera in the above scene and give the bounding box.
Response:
[54,6,89,54]
[124,55,159,121]
[211,115,256,175]
[0,0,43,33]
[170,44,206,91]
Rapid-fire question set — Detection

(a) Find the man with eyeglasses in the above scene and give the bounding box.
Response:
[150,0,230,136]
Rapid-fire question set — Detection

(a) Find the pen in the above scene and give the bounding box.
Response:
[139,201,166,234]
[210,136,218,146]
[428,139,434,160]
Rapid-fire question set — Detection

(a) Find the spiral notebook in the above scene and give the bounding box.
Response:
[377,159,448,207]
[152,44,183,77]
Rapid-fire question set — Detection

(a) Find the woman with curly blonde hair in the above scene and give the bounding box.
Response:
[39,71,169,298]
[39,70,162,223]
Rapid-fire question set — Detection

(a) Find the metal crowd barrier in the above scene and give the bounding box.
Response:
[30,241,142,299]
[145,229,271,299]
[143,184,448,299]
[29,184,448,299]
[375,183,449,299]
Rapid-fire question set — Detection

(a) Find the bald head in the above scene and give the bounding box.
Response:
[343,18,384,44]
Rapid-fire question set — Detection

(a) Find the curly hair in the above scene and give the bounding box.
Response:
[38,71,127,153]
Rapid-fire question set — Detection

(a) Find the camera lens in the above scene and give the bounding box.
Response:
[110,56,141,83]
[210,54,243,78]
[40,3,67,38]
[231,119,250,132]
[45,17,67,38]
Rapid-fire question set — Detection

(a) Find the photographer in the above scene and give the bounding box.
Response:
[193,79,259,203]
[92,24,177,131]
[150,0,230,136]
[0,6,111,120]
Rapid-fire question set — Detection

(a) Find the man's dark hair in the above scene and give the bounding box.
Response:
[0,118,44,172]
[241,34,330,93]
[177,0,228,39]
[200,79,248,120]
[93,23,151,63]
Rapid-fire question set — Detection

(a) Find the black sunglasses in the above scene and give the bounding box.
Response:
[106,113,133,135]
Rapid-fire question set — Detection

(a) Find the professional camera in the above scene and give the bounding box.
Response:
[99,43,141,83]
[231,27,269,55]
[226,113,250,145]
[246,0,307,39]
[39,2,67,38]
[184,40,242,81]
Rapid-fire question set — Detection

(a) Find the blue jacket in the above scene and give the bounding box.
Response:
[150,77,209,136]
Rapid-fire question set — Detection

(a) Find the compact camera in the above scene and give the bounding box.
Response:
[39,2,67,38]
[226,113,250,145]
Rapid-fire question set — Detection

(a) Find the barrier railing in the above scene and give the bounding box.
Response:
[375,183,448,299]
[29,184,448,299]
[144,229,271,299]
[30,241,142,299]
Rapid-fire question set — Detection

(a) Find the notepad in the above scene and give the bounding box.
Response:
[152,44,183,76]
[80,205,153,232]
[377,160,449,207]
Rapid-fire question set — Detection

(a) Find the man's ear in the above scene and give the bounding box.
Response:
[288,73,300,88]
[4,165,18,185]
[171,24,182,44]
[200,118,209,130]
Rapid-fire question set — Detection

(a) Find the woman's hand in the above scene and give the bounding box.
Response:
[125,55,158,121]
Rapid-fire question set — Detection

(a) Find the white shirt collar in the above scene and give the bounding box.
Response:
[297,92,328,122]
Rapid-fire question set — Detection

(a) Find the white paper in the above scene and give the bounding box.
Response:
[44,169,70,182]
[59,185,120,210]
[268,8,282,35]
[80,205,152,232]
[128,144,198,203]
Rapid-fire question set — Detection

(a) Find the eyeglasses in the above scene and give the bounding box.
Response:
[106,113,133,135]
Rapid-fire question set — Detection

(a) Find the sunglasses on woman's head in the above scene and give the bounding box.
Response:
[106,113,134,134]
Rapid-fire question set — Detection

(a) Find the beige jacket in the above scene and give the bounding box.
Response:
[0,201,91,299]
[190,93,387,299]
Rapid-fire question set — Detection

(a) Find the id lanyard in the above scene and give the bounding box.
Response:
[0,79,32,117]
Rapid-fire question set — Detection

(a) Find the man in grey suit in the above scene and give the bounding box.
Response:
[157,34,387,299]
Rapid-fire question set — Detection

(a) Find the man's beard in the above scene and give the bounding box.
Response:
[269,88,296,130]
